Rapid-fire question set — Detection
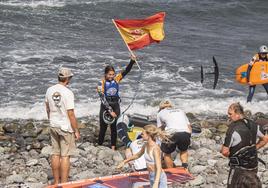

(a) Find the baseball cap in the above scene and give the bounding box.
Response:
[58,67,74,78]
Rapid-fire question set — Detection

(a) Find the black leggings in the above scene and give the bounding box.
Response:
[247,83,268,102]
[98,103,120,147]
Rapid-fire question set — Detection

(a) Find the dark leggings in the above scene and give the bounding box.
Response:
[247,83,268,102]
[98,103,120,147]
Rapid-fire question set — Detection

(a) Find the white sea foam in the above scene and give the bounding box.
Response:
[0,0,66,8]
[0,94,267,120]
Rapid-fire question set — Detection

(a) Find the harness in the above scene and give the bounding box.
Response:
[102,79,120,98]
[229,119,266,169]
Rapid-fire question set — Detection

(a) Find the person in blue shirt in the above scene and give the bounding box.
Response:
[97,55,136,150]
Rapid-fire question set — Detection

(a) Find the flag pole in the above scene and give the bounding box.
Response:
[112,19,141,70]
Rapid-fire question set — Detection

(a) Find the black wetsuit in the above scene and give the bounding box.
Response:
[97,59,135,147]
[223,119,265,188]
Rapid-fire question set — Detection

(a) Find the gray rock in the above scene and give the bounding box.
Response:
[190,165,207,174]
[6,174,24,184]
[97,149,112,160]
[37,134,49,142]
[38,158,50,168]
[190,140,201,150]
[73,170,96,180]
[26,159,39,166]
[28,171,48,183]
[112,151,124,162]
[0,146,5,154]
[32,141,42,149]
[189,175,205,186]
[207,159,217,167]
[3,123,18,133]
[70,157,79,163]
[41,145,52,156]
[199,128,213,139]
[24,183,46,188]
[262,170,268,183]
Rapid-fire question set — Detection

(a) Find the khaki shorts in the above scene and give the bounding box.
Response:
[50,127,76,157]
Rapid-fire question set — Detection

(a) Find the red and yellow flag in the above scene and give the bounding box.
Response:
[113,12,165,50]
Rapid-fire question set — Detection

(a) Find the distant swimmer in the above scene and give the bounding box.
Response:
[247,45,268,102]
[97,55,136,150]
[117,125,169,188]
[157,100,192,170]
[221,103,268,188]
[116,114,147,171]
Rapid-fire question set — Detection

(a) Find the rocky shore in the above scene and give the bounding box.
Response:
[0,112,268,188]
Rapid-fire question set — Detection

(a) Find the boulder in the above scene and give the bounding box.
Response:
[0,124,4,135]
[73,170,96,180]
[6,174,24,184]
[3,123,18,133]
[27,171,48,183]
[190,165,207,174]
[97,148,112,160]
[41,146,52,156]
[199,128,213,139]
[189,175,205,186]
[207,159,217,167]
[217,124,228,133]
[262,170,268,183]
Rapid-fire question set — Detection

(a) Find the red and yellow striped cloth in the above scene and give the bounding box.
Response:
[114,12,165,50]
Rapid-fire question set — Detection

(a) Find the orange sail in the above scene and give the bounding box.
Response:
[113,12,165,50]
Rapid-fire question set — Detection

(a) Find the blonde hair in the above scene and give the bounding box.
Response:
[144,124,170,143]
[159,100,173,112]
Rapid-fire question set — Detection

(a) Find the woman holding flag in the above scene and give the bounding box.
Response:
[97,12,165,150]
[97,55,136,150]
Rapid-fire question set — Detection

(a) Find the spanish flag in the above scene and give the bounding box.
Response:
[113,12,165,50]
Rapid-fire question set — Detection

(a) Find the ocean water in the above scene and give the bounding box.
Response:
[0,0,268,120]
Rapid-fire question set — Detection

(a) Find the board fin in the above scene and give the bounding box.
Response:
[200,56,219,89]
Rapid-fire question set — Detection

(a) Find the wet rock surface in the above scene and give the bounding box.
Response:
[0,113,267,188]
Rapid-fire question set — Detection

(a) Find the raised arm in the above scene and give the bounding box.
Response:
[121,56,136,78]
[115,56,136,83]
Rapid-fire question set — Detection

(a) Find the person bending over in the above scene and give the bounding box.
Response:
[157,100,192,170]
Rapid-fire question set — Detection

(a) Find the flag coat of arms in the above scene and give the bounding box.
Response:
[113,12,165,50]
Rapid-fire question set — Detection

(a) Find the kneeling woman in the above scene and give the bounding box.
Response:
[117,125,168,188]
[97,55,136,150]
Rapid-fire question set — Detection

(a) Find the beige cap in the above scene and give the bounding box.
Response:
[159,99,173,110]
[58,67,74,78]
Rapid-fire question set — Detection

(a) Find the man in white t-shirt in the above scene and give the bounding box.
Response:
[157,100,192,169]
[45,67,80,184]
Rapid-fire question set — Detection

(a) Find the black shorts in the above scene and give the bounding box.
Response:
[161,132,191,154]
